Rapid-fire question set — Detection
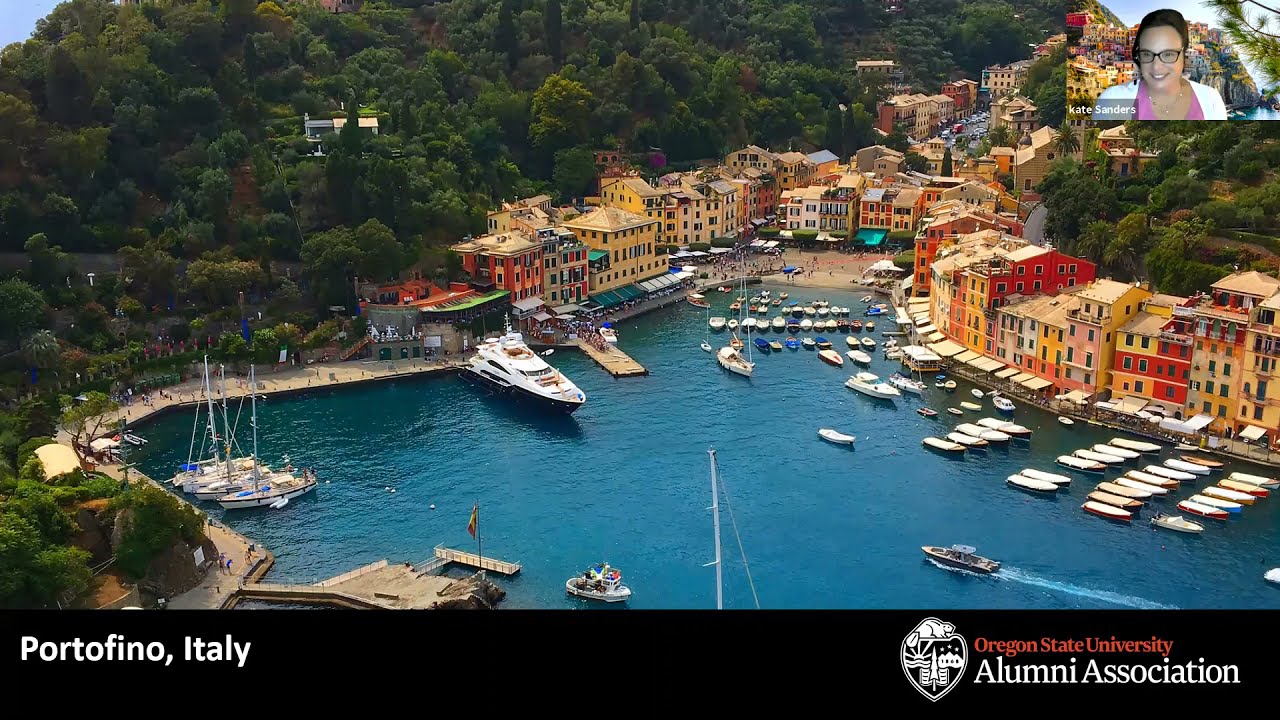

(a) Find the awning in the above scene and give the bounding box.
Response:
[751,239,765,247]
[556,314,576,320]
[1021,377,1053,390]
[551,303,581,315]
[588,250,609,262]
[1184,414,1214,431]
[900,276,912,290]
[976,357,1006,372]
[617,285,645,301]
[928,340,966,357]
[954,350,981,363]
[588,291,624,308]
[1011,372,1035,383]
[709,247,733,254]
[765,240,780,248]
[927,331,946,342]
[965,355,989,369]
[1239,424,1267,441]
[908,298,930,308]
[511,296,545,313]
[917,324,937,335]
[751,218,768,226]
[1113,395,1149,415]
[1061,389,1092,404]
[914,316,932,327]
[994,367,1020,379]
[532,311,553,322]
[674,271,694,280]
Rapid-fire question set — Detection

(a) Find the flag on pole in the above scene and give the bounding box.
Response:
[467,504,478,538]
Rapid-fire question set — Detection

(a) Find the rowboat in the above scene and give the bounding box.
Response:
[700,341,713,352]
[1057,455,1106,473]
[977,418,1031,437]
[1110,438,1162,453]
[1218,479,1268,497]
[815,337,833,350]
[1058,416,1075,426]
[819,349,844,367]
[768,340,784,351]
[917,407,939,418]
[1123,470,1178,489]
[1083,500,1132,521]
[1075,448,1125,465]
[946,408,964,416]
[1007,474,1058,493]
[1187,493,1241,513]
[1179,455,1225,469]
[1150,513,1203,534]
[971,389,985,399]
[1142,464,1195,482]
[847,350,871,364]
[1088,491,1143,509]
[1115,477,1169,496]
[1163,459,1209,476]
[1094,444,1140,460]
[992,396,1016,413]
[1177,499,1229,520]
[1096,481,1151,499]
[1202,485,1256,505]
[960,401,982,411]
[1228,471,1279,489]
[1021,468,1072,486]
[947,432,988,448]
[687,294,711,308]
[845,336,861,348]
[956,422,1009,442]
[818,428,856,446]
[923,437,966,453]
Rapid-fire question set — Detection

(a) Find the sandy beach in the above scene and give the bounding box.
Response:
[704,248,904,291]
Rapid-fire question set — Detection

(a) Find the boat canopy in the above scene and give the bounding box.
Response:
[950,544,977,554]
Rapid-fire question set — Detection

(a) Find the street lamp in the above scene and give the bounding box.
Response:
[87,272,95,287]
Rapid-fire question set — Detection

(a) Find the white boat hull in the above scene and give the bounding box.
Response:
[1143,464,1195,482]
[1164,459,1209,475]
[566,579,632,602]
[1229,472,1279,489]
[1021,468,1072,485]
[819,429,856,445]
[218,480,317,510]
[1094,444,1140,460]
[1008,474,1058,492]
[1110,438,1162,453]
[1151,515,1203,534]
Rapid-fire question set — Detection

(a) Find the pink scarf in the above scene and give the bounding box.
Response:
[1135,80,1204,120]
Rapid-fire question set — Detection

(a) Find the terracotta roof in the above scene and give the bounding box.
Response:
[1074,278,1144,305]
[563,206,655,233]
[1211,270,1280,299]
[1145,293,1189,308]
[451,230,541,256]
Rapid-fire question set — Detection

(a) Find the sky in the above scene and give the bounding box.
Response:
[1102,0,1273,91]
[1,0,61,48]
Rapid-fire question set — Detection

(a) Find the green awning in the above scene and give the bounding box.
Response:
[855,228,888,246]
[588,250,609,262]
[615,285,643,301]
[589,291,624,308]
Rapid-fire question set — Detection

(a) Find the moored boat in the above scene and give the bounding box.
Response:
[1228,471,1279,489]
[1218,478,1269,497]
[960,401,982,411]
[1179,455,1225,469]
[1110,438,1163,453]
[1058,416,1075,426]
[887,372,926,394]
[1021,468,1072,486]
[1163,459,1209,476]
[1094,444,1140,460]
[847,350,872,364]
[921,545,1000,574]
[1123,470,1179,489]
[1057,455,1106,473]
[1177,499,1229,520]
[1150,513,1203,534]
[818,428,856,446]
[956,422,1009,443]
[923,436,966,453]
[815,337,833,350]
[846,372,901,399]
[687,294,711,308]
[1088,490,1143,509]
[992,396,1016,413]
[1142,464,1195,482]
[1266,568,1280,585]
[1115,477,1169,496]
[566,563,631,603]
[802,337,816,348]
[1096,481,1151,499]
[977,418,1031,438]
[753,337,770,353]
[1075,448,1126,465]
[1202,485,1255,505]
[946,408,964,415]
[768,340,784,351]
[1187,493,1242,513]
[1007,473,1058,493]
[947,431,988,448]
[1083,500,1132,521]
[819,349,844,367]
[917,407,939,417]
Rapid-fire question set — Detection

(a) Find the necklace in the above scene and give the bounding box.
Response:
[1149,81,1186,118]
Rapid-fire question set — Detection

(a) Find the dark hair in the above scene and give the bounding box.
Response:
[1132,8,1190,60]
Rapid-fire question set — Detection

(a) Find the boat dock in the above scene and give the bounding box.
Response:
[575,339,648,377]
[414,545,522,575]
[224,559,506,609]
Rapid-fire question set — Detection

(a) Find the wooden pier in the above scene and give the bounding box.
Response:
[421,545,522,575]
[574,339,648,377]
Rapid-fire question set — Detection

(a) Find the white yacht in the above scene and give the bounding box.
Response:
[845,372,901,399]
[717,345,754,377]
[462,319,587,414]
[216,366,318,511]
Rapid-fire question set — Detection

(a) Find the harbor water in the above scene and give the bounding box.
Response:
[133,283,1280,609]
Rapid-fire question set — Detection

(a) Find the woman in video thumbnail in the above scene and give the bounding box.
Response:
[1095,8,1228,120]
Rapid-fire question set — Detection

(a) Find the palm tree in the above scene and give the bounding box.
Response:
[987,124,1014,148]
[1053,122,1081,157]
[22,330,61,384]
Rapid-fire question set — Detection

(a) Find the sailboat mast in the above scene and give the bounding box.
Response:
[203,357,221,463]
[709,447,723,610]
[219,364,232,479]
[250,365,259,481]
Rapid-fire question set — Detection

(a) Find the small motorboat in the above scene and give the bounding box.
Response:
[1057,455,1106,473]
[845,336,860,349]
[860,295,873,303]
[1083,500,1132,522]
[850,320,863,332]
[977,418,1031,438]
[1115,477,1169,495]
[917,407,939,418]
[700,341,713,352]
[1177,499,1229,520]
[1058,416,1074,426]
[1179,455,1225,470]
[1202,485,1256,505]
[779,292,788,300]
[754,337,771,353]
[960,401,982,411]
[818,428,855,446]
[971,389,984,399]
[709,317,727,330]
[687,294,711,308]
[956,423,1008,443]
[599,327,619,344]
[802,338,816,349]
[800,319,814,331]
[1088,490,1143,509]
[947,431,988,448]
[1151,513,1203,534]
[861,337,876,349]
[768,340,784,351]
[1110,438,1162,453]
[921,544,1000,574]
[1074,448,1125,465]
[943,380,957,391]
[1124,470,1178,489]
[1228,471,1279,489]
[1094,444,1140,460]
[1143,464,1195,482]
[1266,568,1280,585]
[1007,473,1058,493]
[1218,478,1268,497]
[566,563,632,603]
[1021,468,1072,486]
[847,350,872,364]
[819,349,844,367]
[946,408,964,416]
[1096,481,1150,499]
[922,437,966,454]
[887,373,926,394]
[1187,493,1242,513]
[992,396,1016,413]
[784,338,800,350]
[815,337,833,350]
[728,319,739,330]
[1163,458,1209,476]
[122,433,147,446]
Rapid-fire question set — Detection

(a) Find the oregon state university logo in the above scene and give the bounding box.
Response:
[901,617,968,701]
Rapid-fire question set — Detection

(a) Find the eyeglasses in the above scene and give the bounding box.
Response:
[1135,49,1182,64]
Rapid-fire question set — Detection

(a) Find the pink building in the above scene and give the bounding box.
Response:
[1059,308,1103,394]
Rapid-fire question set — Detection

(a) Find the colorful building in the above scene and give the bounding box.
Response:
[1109,295,1195,415]
[451,230,545,305]
[912,201,1025,296]
[562,207,664,305]
[1235,274,1280,445]
[1059,278,1152,399]
[598,175,668,242]
[1187,272,1276,435]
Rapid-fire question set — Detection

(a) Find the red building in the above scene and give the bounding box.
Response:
[450,230,544,303]
[1067,12,1091,27]
[912,202,1025,296]
[1112,295,1196,412]
[941,81,970,113]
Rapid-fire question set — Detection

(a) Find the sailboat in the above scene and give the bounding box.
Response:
[704,448,760,610]
[717,277,755,377]
[217,365,318,510]
[700,299,713,352]
[175,358,261,496]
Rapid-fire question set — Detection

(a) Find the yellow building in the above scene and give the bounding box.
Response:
[1189,272,1278,435]
[562,207,664,299]
[486,194,554,234]
[1069,278,1153,398]
[1239,290,1280,446]
[774,151,817,191]
[598,175,668,242]
[1013,126,1065,193]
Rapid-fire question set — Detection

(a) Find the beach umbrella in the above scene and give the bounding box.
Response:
[783,266,797,273]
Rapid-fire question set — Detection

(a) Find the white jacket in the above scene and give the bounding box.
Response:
[1095,78,1229,121]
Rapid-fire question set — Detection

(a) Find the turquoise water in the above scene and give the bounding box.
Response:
[1234,107,1280,121]
[131,283,1280,609]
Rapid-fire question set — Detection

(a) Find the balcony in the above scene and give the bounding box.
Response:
[1158,331,1193,346]
[1252,342,1280,359]
[1067,308,1106,325]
